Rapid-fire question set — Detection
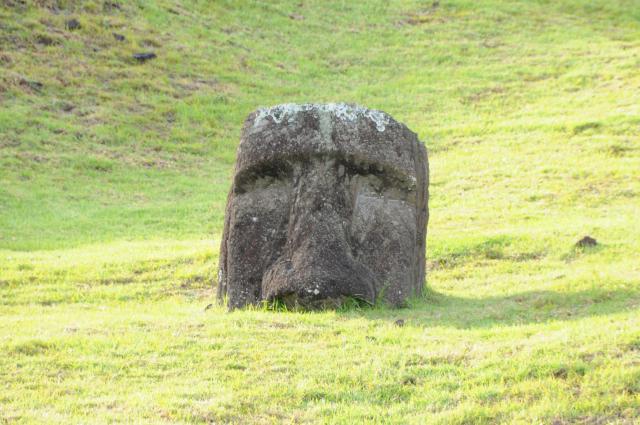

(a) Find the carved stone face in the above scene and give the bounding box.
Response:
[218,104,428,309]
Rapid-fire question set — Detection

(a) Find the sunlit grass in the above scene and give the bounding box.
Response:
[0,0,639,423]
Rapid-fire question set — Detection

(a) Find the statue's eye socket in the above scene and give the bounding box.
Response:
[339,159,382,179]
[338,159,416,202]
[234,162,292,194]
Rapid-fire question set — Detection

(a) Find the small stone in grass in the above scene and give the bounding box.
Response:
[576,236,597,248]
[133,52,157,62]
[394,319,405,327]
[65,19,81,31]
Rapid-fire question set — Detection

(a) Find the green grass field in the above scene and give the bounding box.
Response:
[1,0,639,423]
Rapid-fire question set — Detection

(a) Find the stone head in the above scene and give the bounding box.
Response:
[218,103,429,309]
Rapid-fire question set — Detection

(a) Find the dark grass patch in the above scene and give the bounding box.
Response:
[462,86,507,105]
[398,1,442,26]
[179,273,213,289]
[625,339,640,352]
[562,241,605,262]
[9,339,57,356]
[75,157,115,173]
[573,122,602,134]
[523,361,587,380]
[35,33,61,46]
[601,142,634,157]
[96,276,135,285]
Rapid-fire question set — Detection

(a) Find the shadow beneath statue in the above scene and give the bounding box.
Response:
[338,285,639,329]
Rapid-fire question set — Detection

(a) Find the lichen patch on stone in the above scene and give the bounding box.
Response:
[253,103,390,132]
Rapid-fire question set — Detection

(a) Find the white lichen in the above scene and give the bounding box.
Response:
[364,109,389,132]
[253,103,390,132]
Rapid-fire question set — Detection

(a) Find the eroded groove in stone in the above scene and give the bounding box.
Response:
[217,103,429,309]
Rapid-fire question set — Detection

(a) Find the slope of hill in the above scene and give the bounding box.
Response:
[1,0,639,423]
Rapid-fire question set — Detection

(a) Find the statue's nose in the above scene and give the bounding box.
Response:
[261,234,377,307]
[260,161,377,307]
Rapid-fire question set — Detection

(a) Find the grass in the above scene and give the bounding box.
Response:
[1,0,639,423]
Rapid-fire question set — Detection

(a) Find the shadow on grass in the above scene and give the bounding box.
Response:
[339,286,640,329]
[427,235,546,270]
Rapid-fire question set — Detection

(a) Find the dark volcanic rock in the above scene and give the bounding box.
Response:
[133,52,157,62]
[217,103,429,309]
[576,236,597,247]
[65,19,81,31]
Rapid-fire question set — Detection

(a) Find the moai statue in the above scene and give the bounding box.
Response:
[217,104,429,309]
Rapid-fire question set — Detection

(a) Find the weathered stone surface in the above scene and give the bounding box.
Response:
[217,103,429,309]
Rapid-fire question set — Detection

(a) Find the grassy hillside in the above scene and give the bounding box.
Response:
[1,0,639,423]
